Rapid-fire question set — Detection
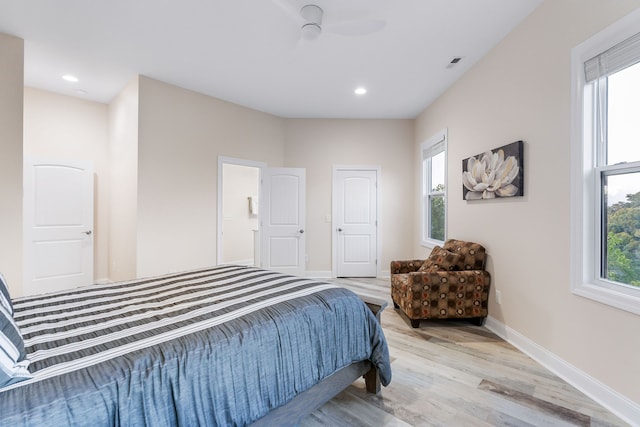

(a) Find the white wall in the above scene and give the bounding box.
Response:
[284,119,415,274]
[23,87,110,283]
[415,0,640,408]
[136,76,286,277]
[0,33,23,297]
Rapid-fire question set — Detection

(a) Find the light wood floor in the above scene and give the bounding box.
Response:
[300,277,628,427]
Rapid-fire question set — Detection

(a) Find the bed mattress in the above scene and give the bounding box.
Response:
[0,265,391,426]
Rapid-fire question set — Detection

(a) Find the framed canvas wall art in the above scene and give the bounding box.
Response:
[462,140,524,200]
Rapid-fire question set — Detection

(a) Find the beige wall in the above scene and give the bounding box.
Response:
[136,76,286,277]
[0,33,23,296]
[18,77,414,281]
[284,119,415,273]
[415,0,640,405]
[125,78,415,278]
[108,77,139,281]
[23,87,110,283]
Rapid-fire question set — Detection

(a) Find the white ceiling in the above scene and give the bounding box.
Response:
[0,0,542,119]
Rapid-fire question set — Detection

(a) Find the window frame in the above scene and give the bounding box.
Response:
[570,9,640,315]
[420,129,448,248]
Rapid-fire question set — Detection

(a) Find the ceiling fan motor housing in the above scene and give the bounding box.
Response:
[300,4,323,25]
[300,4,323,39]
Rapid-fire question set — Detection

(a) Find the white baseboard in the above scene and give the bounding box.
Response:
[304,270,332,279]
[224,259,254,266]
[95,278,111,285]
[304,270,390,280]
[485,316,640,426]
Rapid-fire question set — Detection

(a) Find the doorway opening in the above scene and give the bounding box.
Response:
[217,157,265,266]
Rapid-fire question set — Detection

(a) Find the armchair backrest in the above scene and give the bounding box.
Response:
[443,239,487,270]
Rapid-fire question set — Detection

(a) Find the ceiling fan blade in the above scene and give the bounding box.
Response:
[271,0,305,25]
[325,19,386,37]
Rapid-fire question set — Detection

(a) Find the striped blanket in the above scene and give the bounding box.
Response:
[0,265,391,426]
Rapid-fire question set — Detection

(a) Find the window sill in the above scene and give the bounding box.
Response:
[420,239,444,250]
[572,282,640,316]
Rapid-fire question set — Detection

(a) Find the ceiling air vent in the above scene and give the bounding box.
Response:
[446,57,463,69]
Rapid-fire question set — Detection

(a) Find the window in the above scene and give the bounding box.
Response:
[421,129,447,247]
[571,10,640,314]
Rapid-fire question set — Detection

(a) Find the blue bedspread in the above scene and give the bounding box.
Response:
[0,266,391,426]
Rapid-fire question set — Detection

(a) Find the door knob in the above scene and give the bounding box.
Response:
[82,230,92,235]
[337,228,343,232]
[299,229,304,234]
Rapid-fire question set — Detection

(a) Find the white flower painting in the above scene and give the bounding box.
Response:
[462,141,523,200]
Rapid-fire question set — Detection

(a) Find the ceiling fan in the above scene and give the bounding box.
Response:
[273,1,386,41]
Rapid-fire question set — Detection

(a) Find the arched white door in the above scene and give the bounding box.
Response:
[333,167,379,277]
[24,158,94,295]
[260,168,306,276]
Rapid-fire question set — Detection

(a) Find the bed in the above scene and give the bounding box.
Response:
[0,265,391,426]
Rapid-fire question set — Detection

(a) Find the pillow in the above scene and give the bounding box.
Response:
[418,246,462,273]
[0,304,31,387]
[0,273,13,315]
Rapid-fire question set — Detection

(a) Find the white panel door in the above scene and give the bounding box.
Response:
[334,169,378,277]
[261,168,305,276]
[24,158,94,295]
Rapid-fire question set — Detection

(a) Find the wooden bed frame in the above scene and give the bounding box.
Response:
[251,297,387,426]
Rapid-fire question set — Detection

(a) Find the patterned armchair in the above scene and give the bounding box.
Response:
[390,239,491,328]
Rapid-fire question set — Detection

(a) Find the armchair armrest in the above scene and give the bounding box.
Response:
[390,260,425,274]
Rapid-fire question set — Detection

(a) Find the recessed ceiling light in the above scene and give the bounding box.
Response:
[354,87,367,95]
[62,75,79,82]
